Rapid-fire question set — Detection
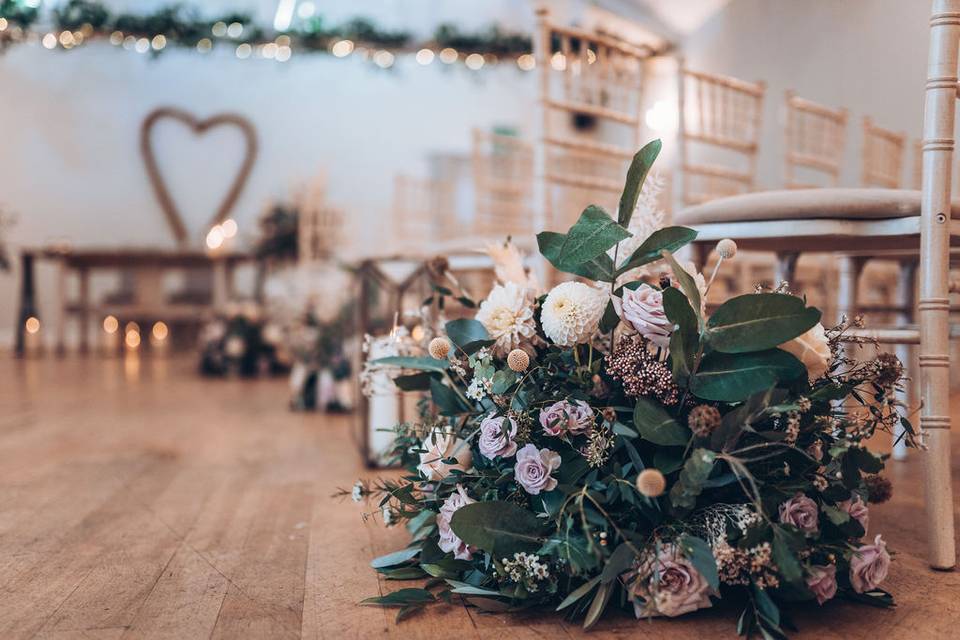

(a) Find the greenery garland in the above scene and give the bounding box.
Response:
[0,0,534,65]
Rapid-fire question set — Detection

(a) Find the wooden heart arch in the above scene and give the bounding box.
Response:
[140,107,258,247]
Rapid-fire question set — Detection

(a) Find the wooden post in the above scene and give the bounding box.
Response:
[15,252,37,358]
[55,257,68,356]
[919,0,958,570]
[78,266,90,355]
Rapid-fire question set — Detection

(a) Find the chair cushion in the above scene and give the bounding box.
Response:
[675,188,960,226]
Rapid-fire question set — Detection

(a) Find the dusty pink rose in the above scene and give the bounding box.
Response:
[778,493,820,535]
[850,534,891,593]
[514,443,561,495]
[631,545,715,618]
[614,285,673,348]
[806,564,837,605]
[478,414,518,460]
[838,495,870,533]
[437,485,476,560]
[417,433,473,480]
[539,400,595,436]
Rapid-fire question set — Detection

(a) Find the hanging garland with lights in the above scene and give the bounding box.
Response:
[0,0,536,69]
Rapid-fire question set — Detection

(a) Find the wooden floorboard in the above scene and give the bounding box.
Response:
[1,355,959,639]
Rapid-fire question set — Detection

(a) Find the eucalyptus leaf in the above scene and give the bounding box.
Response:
[371,547,420,569]
[678,535,719,590]
[691,349,805,402]
[430,378,471,416]
[618,139,662,227]
[583,581,614,630]
[618,226,698,273]
[445,318,491,353]
[706,293,821,354]
[556,575,601,611]
[394,372,438,391]
[558,205,631,266]
[662,286,698,377]
[370,356,449,373]
[450,501,543,559]
[360,588,435,607]
[633,396,691,446]
[600,542,636,583]
[538,230,617,281]
[661,250,702,326]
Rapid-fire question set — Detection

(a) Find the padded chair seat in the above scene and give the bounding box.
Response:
[675,188,960,226]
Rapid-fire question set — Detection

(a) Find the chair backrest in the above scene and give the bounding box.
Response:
[678,64,766,206]
[472,129,534,239]
[533,7,656,231]
[861,116,906,188]
[784,91,848,188]
[392,174,452,248]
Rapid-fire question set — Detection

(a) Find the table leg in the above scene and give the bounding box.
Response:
[55,258,67,356]
[78,267,90,355]
[15,252,36,358]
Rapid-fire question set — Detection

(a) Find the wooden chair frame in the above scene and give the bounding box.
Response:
[862,116,907,188]
[533,7,656,234]
[471,129,534,240]
[784,91,848,188]
[678,64,766,206]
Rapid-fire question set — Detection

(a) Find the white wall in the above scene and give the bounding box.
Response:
[678,0,931,194]
[0,0,545,348]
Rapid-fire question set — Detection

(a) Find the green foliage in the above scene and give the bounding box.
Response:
[450,501,544,559]
[662,250,702,325]
[371,356,449,373]
[679,535,719,590]
[617,226,698,274]
[537,231,616,281]
[633,397,691,445]
[662,286,699,377]
[445,318,492,354]
[707,294,821,353]
[669,449,716,514]
[618,139,662,227]
[691,350,805,402]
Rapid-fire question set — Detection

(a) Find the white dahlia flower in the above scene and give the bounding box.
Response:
[541,281,607,347]
[476,282,538,356]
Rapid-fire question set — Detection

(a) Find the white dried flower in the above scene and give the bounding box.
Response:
[351,480,363,502]
[540,282,607,347]
[716,239,738,259]
[476,282,538,357]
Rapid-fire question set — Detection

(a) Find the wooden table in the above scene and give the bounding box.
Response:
[14,247,256,356]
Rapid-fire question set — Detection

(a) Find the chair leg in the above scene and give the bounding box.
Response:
[775,251,799,288]
[836,256,866,325]
[894,260,918,461]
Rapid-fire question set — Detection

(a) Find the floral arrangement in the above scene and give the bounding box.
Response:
[349,140,910,638]
[197,302,289,377]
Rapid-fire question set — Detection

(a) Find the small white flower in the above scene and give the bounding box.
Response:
[466,377,491,401]
[351,480,363,502]
[540,282,607,347]
[382,505,394,525]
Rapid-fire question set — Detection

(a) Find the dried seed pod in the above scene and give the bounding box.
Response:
[688,404,722,437]
[428,337,451,360]
[636,468,666,497]
[507,348,530,372]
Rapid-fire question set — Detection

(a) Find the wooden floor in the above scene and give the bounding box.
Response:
[2,355,960,639]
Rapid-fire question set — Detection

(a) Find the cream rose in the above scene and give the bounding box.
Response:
[630,545,715,618]
[779,323,831,380]
[417,432,473,480]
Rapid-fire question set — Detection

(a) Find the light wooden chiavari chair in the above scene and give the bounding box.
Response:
[675,0,960,568]
[472,129,534,242]
[533,7,656,236]
[678,64,766,206]
[391,174,454,253]
[862,116,907,188]
[785,92,848,189]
